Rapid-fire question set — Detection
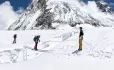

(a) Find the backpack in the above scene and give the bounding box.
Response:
[14,34,17,38]
[38,35,40,38]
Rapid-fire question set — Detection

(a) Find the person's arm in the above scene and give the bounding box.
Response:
[39,39,40,42]
[15,35,17,38]
[33,37,35,41]
[82,30,84,36]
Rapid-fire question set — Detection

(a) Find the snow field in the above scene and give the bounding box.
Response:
[0,26,114,70]
[0,30,75,63]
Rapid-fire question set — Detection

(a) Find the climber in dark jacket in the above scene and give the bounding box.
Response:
[78,27,84,51]
[13,34,17,44]
[33,35,40,50]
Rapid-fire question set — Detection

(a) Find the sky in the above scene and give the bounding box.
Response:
[0,0,32,11]
[0,0,31,30]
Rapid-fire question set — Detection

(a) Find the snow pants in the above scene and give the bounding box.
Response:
[13,38,16,44]
[79,39,82,50]
[34,42,38,50]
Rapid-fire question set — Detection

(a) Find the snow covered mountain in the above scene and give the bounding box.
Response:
[8,0,114,30]
[96,1,114,14]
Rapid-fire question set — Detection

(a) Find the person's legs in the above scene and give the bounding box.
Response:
[14,38,16,43]
[80,40,82,50]
[13,38,16,44]
[34,42,38,50]
[78,39,82,50]
[13,39,14,44]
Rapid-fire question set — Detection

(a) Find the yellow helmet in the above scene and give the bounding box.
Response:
[35,35,38,37]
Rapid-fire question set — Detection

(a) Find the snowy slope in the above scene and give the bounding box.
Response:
[0,25,114,70]
[7,0,114,30]
[96,1,114,14]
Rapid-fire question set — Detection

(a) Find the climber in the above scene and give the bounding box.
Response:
[78,27,84,51]
[33,35,40,50]
[13,34,17,44]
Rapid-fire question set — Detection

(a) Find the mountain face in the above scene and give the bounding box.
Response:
[96,1,114,14]
[8,0,114,30]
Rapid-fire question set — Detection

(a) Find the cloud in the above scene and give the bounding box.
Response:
[16,7,25,14]
[0,1,24,30]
